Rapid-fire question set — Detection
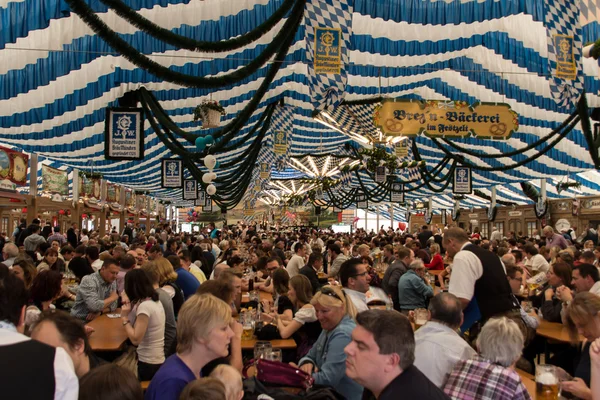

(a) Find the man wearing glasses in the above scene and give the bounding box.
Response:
[339,258,371,313]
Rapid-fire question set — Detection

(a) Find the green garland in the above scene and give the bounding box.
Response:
[577,93,600,169]
[520,182,540,202]
[556,181,581,194]
[98,0,296,53]
[473,189,516,207]
[134,1,301,151]
[79,171,103,180]
[65,0,306,89]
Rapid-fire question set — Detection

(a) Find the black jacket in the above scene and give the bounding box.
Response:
[299,265,321,294]
[362,365,449,400]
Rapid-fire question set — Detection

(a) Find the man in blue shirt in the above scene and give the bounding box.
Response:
[166,255,199,299]
[398,259,434,311]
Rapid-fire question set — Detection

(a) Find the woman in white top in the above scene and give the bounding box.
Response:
[121,269,166,381]
[265,275,322,360]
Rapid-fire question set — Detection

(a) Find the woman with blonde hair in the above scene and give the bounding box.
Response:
[152,258,184,317]
[562,292,600,399]
[145,294,234,400]
[425,243,444,270]
[295,285,362,400]
[549,245,562,264]
[12,259,37,290]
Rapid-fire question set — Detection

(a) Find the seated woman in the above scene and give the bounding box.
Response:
[25,270,65,333]
[145,294,235,400]
[425,244,444,271]
[561,291,600,399]
[153,258,184,318]
[264,268,293,322]
[296,285,363,400]
[31,310,104,378]
[121,269,166,381]
[196,280,243,375]
[264,275,322,360]
[12,259,37,290]
[444,317,530,400]
[36,248,65,273]
[529,262,572,323]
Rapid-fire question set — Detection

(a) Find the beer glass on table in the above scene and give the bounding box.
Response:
[536,364,559,400]
[254,341,272,362]
[414,308,428,330]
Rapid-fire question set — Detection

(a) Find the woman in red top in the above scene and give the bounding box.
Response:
[425,243,444,270]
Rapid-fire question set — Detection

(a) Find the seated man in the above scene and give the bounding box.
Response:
[339,258,371,313]
[0,265,78,399]
[255,257,282,294]
[443,317,530,400]
[70,257,119,321]
[344,309,449,400]
[397,259,434,312]
[414,293,476,388]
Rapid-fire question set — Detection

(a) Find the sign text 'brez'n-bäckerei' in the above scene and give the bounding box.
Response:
[374,100,519,139]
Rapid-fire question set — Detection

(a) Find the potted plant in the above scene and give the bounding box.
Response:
[193,100,226,128]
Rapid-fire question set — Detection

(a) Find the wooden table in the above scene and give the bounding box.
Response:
[87,312,128,352]
[241,291,272,304]
[429,270,444,276]
[535,319,582,362]
[241,338,297,351]
[516,369,536,399]
[536,320,575,343]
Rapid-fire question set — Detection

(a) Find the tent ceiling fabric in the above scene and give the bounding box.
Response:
[1,0,600,209]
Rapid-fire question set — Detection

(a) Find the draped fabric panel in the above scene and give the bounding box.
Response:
[1,0,600,206]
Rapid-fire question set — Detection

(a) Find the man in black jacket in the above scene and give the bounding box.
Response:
[345,310,449,400]
[299,252,323,294]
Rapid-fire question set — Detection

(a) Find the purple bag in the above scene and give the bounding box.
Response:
[255,359,314,390]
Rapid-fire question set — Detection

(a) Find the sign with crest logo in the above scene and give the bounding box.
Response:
[314,28,341,74]
[161,159,182,188]
[391,183,404,203]
[183,179,198,200]
[105,108,144,160]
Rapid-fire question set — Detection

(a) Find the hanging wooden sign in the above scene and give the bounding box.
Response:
[374,99,518,139]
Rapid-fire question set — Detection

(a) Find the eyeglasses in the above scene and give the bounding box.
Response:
[351,271,369,278]
[320,286,343,301]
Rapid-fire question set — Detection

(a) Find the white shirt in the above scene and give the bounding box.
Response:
[526,254,550,274]
[0,324,79,400]
[135,300,166,364]
[286,255,305,278]
[448,242,506,302]
[414,321,476,388]
[343,288,369,313]
[591,281,600,296]
[90,259,103,272]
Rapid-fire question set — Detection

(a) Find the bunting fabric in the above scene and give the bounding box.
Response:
[545,0,584,109]
[304,0,353,110]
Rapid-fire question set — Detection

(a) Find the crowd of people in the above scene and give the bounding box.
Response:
[4,218,600,399]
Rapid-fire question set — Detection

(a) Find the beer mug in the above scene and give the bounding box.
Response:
[253,341,272,361]
[414,308,428,330]
[536,364,559,400]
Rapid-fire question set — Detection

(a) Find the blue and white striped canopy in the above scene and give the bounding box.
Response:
[2,0,600,209]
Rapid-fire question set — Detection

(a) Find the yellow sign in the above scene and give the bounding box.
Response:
[273,131,288,155]
[395,140,408,157]
[554,34,576,80]
[314,28,341,74]
[374,99,519,139]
